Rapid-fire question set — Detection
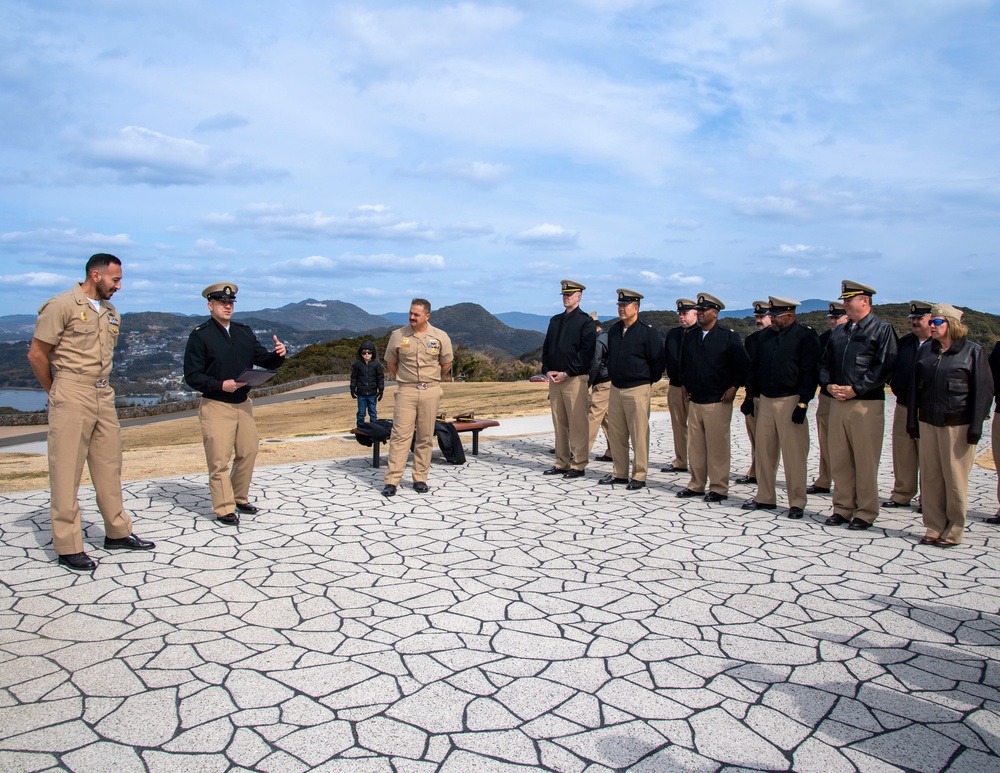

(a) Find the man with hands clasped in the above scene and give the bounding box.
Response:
[742,297,820,519]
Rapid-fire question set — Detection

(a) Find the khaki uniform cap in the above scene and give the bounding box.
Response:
[202,282,239,300]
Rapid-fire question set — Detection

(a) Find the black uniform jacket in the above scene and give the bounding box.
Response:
[816,329,832,398]
[542,308,597,378]
[992,341,1000,404]
[664,325,689,384]
[746,321,820,402]
[184,318,285,404]
[680,324,750,404]
[606,319,665,389]
[889,333,923,399]
[589,330,611,387]
[818,312,897,400]
[907,337,994,440]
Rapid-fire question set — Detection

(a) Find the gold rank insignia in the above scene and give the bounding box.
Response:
[80,310,88,322]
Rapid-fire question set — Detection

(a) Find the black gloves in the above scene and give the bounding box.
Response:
[791,404,808,424]
[740,398,754,417]
[377,391,384,402]
[350,391,357,399]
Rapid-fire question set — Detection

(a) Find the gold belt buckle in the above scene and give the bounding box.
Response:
[417,382,428,390]
[95,378,109,388]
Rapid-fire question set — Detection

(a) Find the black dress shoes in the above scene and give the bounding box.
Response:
[217,513,240,525]
[676,488,702,498]
[847,518,872,530]
[741,500,776,510]
[543,467,567,475]
[880,500,905,508]
[787,507,805,519]
[381,484,397,497]
[413,481,429,493]
[986,516,1000,525]
[594,455,613,462]
[660,464,687,473]
[599,475,628,485]
[734,475,757,485]
[626,480,646,491]
[104,534,155,551]
[703,492,728,503]
[806,484,830,494]
[58,552,97,571]
[563,469,585,479]
[824,514,848,525]
[236,502,260,514]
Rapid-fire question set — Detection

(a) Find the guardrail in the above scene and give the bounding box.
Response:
[0,375,346,427]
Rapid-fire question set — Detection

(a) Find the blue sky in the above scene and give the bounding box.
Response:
[2,0,999,320]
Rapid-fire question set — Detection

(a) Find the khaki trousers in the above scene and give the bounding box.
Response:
[754,395,809,508]
[687,401,733,496]
[919,422,976,544]
[199,398,259,516]
[385,383,443,486]
[828,399,885,524]
[587,381,611,457]
[47,374,132,554]
[549,375,590,472]
[813,394,832,489]
[608,383,652,482]
[888,402,919,505]
[994,412,1000,517]
[744,398,759,477]
[667,385,689,468]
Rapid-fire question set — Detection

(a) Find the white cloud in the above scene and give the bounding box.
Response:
[512,224,579,250]
[405,159,509,187]
[202,204,492,243]
[783,268,812,279]
[74,126,285,186]
[0,228,135,247]
[0,271,74,287]
[272,252,446,276]
[666,272,703,286]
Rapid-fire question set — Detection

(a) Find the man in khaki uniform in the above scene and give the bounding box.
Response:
[742,297,819,519]
[598,289,664,490]
[381,298,454,497]
[541,280,597,478]
[661,298,697,474]
[27,253,155,571]
[808,302,847,495]
[184,283,287,525]
[883,300,932,510]
[676,293,750,502]
[818,280,897,530]
[586,312,612,462]
[736,300,771,486]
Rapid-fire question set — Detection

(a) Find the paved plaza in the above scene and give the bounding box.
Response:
[1,399,999,772]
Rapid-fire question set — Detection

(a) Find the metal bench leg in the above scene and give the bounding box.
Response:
[471,429,480,455]
[372,440,381,468]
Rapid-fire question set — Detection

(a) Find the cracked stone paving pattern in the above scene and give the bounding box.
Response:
[1,396,999,772]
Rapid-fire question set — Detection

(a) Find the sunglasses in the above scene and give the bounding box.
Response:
[928,318,947,326]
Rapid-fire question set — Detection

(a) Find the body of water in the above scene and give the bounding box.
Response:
[0,389,171,412]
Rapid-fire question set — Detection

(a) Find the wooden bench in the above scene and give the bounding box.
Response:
[350,419,501,468]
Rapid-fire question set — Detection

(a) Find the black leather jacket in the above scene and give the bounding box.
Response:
[542,307,597,378]
[818,312,897,400]
[907,337,994,443]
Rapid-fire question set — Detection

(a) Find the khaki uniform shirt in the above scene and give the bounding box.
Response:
[385,324,453,384]
[33,284,121,379]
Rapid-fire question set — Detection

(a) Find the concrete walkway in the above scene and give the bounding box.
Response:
[1,398,999,772]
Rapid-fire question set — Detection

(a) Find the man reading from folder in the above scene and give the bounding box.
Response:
[184,282,286,525]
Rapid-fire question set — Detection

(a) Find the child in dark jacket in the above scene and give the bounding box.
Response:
[350,341,385,425]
